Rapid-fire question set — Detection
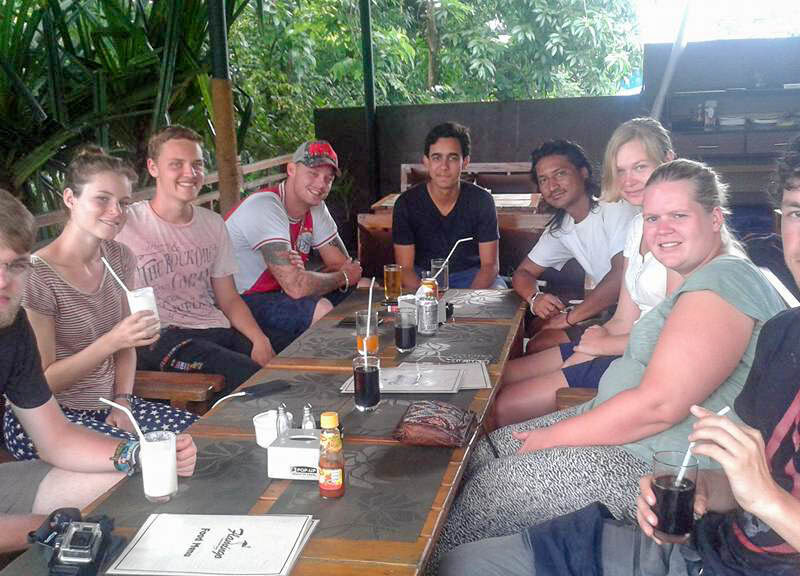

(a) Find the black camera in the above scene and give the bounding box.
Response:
[51,522,106,574]
[30,508,112,576]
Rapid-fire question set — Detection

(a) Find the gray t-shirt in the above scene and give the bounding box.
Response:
[578,255,786,464]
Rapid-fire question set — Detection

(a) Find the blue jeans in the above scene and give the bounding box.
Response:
[439,519,695,576]
[136,327,260,395]
[242,289,353,352]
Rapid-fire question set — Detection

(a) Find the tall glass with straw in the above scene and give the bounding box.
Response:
[353,278,380,411]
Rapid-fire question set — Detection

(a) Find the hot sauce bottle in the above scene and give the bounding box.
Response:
[318,411,345,499]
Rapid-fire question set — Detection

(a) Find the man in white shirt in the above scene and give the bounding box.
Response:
[512,140,636,353]
[225,141,362,351]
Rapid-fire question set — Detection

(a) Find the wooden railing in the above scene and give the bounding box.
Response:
[34,153,292,241]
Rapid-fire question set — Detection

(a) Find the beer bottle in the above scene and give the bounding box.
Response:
[318,411,345,499]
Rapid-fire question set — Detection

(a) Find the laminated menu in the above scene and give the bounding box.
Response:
[107,513,317,576]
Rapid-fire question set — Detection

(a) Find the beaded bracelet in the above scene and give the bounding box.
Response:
[112,439,141,476]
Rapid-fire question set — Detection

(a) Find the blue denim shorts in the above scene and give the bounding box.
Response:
[559,341,620,389]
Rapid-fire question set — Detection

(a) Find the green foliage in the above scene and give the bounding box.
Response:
[1,0,640,212]
[0,0,252,210]
[228,0,642,160]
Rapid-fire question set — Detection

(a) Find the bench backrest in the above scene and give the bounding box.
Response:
[400,162,535,194]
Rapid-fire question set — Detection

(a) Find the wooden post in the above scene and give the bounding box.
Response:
[208,0,241,215]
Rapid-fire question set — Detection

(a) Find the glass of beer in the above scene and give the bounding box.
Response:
[384,264,403,301]
[420,275,439,300]
[430,258,449,292]
[355,310,379,354]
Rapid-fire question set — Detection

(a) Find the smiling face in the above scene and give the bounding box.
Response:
[64,170,133,241]
[642,179,723,276]
[534,154,589,212]
[614,139,661,206]
[287,162,336,208]
[147,138,205,204]
[423,137,468,194]
[781,182,800,287]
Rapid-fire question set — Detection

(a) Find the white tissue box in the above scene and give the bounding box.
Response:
[267,430,320,481]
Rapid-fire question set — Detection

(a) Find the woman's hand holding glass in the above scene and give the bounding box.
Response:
[107,310,160,350]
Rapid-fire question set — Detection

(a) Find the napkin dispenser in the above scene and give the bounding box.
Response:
[267,430,320,480]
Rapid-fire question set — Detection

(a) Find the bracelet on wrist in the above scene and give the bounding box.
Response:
[529,291,543,314]
[339,269,350,293]
[565,309,576,327]
[112,439,141,476]
[113,393,134,403]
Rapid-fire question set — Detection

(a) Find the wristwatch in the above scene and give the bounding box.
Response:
[113,393,134,403]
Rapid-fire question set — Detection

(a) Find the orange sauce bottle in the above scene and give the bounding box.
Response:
[318,411,345,499]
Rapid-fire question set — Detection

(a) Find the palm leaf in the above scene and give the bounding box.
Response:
[150,0,182,131]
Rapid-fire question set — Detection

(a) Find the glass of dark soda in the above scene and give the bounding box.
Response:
[395,310,417,353]
[652,451,697,543]
[352,355,380,411]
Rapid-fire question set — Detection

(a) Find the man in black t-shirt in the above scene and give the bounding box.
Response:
[392,122,506,290]
[0,190,198,553]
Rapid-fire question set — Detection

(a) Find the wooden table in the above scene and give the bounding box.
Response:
[4,289,525,576]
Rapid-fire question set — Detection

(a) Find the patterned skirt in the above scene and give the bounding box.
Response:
[3,397,197,461]
[426,407,650,575]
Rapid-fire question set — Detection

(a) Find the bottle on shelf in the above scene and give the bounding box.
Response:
[318,411,345,499]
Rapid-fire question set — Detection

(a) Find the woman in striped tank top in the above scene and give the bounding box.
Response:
[3,148,196,460]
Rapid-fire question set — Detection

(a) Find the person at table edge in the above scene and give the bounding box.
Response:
[512,139,637,353]
[392,121,507,291]
[0,189,197,553]
[225,140,363,352]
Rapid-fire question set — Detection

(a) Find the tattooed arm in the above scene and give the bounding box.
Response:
[317,235,350,270]
[260,241,362,298]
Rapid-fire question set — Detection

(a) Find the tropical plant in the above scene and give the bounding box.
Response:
[227,0,641,161]
[0,0,255,211]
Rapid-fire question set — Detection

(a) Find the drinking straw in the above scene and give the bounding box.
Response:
[99,397,145,441]
[363,277,376,358]
[674,406,731,486]
[433,237,473,280]
[101,257,130,294]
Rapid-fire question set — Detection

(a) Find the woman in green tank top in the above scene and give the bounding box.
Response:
[429,159,786,573]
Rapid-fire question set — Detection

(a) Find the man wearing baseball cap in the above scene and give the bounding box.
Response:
[226,140,362,351]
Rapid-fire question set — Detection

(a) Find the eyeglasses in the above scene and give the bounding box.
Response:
[0,257,33,278]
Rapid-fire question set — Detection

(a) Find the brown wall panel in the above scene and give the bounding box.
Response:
[315,95,646,208]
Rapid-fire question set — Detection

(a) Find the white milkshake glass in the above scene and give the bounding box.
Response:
[126,287,161,330]
[141,430,178,503]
